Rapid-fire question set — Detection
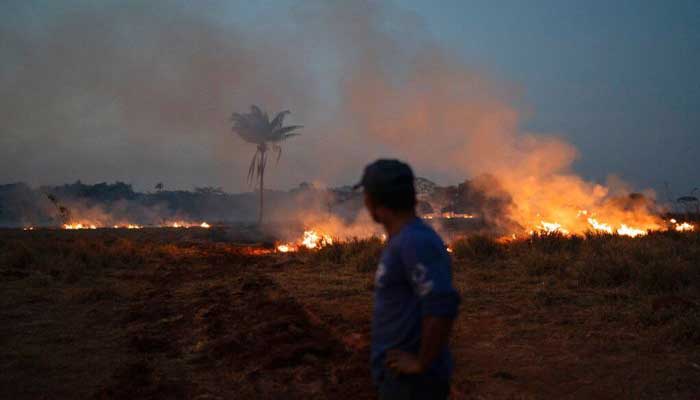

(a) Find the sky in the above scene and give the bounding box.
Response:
[1,0,698,199]
[402,0,700,198]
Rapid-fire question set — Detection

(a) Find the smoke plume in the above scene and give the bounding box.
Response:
[0,0,665,234]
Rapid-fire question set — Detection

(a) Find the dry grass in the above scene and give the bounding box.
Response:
[273,230,700,398]
[0,229,373,399]
[450,231,700,296]
[1,228,699,399]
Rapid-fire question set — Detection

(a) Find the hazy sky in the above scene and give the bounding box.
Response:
[403,0,700,198]
[1,0,698,198]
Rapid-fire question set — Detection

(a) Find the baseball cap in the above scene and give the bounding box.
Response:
[353,159,415,195]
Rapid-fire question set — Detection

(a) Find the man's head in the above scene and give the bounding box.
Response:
[355,159,417,224]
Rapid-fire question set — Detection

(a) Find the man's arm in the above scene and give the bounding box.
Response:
[386,316,453,374]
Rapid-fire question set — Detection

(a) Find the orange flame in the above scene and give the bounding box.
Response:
[587,217,613,234]
[422,212,475,220]
[671,219,695,232]
[536,221,569,235]
[167,221,211,228]
[616,224,647,237]
[276,244,293,253]
[63,223,97,230]
[276,229,334,253]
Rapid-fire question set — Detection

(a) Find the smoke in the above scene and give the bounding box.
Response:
[0,0,665,234]
[1,1,316,191]
[292,1,664,233]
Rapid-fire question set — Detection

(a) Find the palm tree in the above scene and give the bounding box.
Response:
[231,105,302,225]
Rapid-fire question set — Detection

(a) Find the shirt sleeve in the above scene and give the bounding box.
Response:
[400,234,460,319]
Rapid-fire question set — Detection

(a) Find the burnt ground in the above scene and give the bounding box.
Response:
[1,229,699,399]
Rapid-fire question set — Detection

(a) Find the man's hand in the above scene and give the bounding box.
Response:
[385,349,424,375]
[385,317,453,376]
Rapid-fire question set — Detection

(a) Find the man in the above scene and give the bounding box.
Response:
[354,159,461,399]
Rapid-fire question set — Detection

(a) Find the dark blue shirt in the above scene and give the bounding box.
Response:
[371,218,460,384]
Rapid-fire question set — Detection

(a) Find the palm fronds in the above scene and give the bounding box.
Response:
[232,105,302,146]
[247,148,259,185]
[270,110,290,130]
[231,105,302,224]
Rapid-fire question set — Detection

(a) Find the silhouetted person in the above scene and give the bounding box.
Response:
[354,159,460,399]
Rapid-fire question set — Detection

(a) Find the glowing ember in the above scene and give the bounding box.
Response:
[495,234,518,243]
[243,247,275,256]
[446,247,453,253]
[200,222,211,228]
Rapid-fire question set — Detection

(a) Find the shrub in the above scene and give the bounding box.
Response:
[348,242,384,272]
[637,259,691,294]
[528,232,584,254]
[451,235,500,261]
[522,252,568,277]
[575,252,634,288]
[311,237,384,272]
[667,309,700,345]
[3,241,34,270]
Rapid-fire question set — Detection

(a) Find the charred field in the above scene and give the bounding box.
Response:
[1,226,699,399]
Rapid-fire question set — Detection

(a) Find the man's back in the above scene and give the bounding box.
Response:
[355,158,460,399]
[371,217,460,384]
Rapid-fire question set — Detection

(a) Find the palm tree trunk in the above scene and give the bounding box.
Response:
[258,148,265,225]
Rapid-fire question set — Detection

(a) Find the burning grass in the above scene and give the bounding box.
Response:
[276,229,335,253]
[19,221,214,231]
[450,231,700,294]
[527,214,695,238]
[291,228,700,301]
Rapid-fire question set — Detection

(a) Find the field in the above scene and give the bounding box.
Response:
[1,227,699,399]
